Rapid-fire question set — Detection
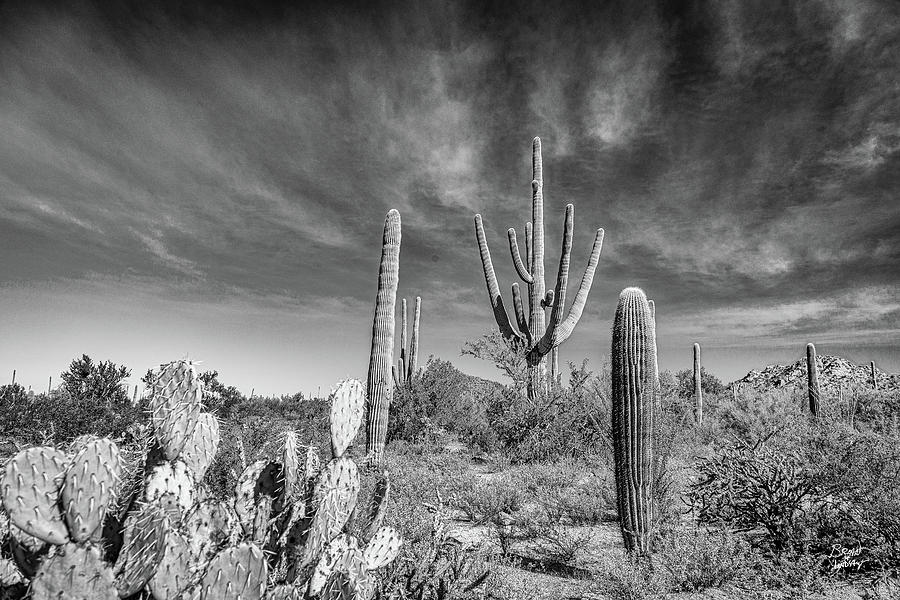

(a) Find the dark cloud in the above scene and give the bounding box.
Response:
[1,0,898,393]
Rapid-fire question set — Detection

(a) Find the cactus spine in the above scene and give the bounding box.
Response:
[611,287,656,555]
[366,209,401,465]
[807,343,820,417]
[474,137,604,400]
[693,342,703,425]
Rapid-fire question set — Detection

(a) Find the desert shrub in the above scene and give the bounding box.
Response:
[591,554,667,600]
[0,389,146,445]
[515,459,616,525]
[454,474,524,525]
[689,438,817,553]
[389,357,501,451]
[60,354,131,405]
[715,386,808,445]
[674,366,725,398]
[655,527,756,591]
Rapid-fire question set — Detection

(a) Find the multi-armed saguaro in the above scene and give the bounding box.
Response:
[393,297,421,387]
[366,210,401,465]
[611,287,656,555]
[474,137,605,399]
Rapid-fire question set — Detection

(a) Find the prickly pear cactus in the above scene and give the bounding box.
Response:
[181,412,220,482]
[330,379,365,459]
[62,438,122,542]
[1,447,70,545]
[150,360,203,461]
[113,503,168,597]
[30,543,117,600]
[148,530,193,600]
[363,526,402,570]
[145,459,194,518]
[199,542,267,600]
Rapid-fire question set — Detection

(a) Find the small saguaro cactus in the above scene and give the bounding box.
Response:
[693,342,703,425]
[807,343,820,417]
[871,360,879,390]
[611,287,656,555]
[393,296,421,387]
[366,209,401,466]
[474,137,605,400]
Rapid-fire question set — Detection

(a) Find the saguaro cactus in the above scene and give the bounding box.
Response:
[611,287,656,555]
[648,299,659,389]
[366,210,401,465]
[807,343,820,417]
[871,361,878,390]
[394,297,421,387]
[474,137,604,399]
[693,342,703,425]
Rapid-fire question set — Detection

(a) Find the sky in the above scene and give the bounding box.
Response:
[1,0,898,397]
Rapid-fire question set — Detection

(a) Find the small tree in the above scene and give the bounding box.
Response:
[675,367,725,399]
[60,354,130,404]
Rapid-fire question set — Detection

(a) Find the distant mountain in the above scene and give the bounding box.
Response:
[733,355,899,393]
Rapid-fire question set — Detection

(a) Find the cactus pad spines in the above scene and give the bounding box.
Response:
[308,535,370,599]
[330,379,366,459]
[113,503,168,597]
[145,460,195,523]
[363,471,390,542]
[30,543,117,600]
[0,556,24,587]
[363,526,402,570]
[181,412,220,482]
[234,460,267,534]
[1,446,70,545]
[150,360,204,461]
[199,543,267,600]
[611,287,656,555]
[148,530,193,600]
[185,499,238,561]
[301,484,359,570]
[313,457,360,507]
[62,438,122,542]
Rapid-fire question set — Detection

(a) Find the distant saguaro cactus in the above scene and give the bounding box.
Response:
[693,342,703,425]
[366,210,401,465]
[871,361,878,390]
[474,137,604,400]
[807,343,820,417]
[611,287,656,555]
[394,296,421,387]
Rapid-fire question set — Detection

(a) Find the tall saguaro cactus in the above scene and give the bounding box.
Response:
[693,342,703,425]
[366,210,401,465]
[611,287,656,555]
[474,137,605,399]
[807,343,820,418]
[871,361,878,390]
[394,296,421,387]
[648,299,659,389]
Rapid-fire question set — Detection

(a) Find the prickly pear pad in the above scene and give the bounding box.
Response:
[363,526,402,570]
[199,542,267,600]
[185,499,238,561]
[113,503,168,597]
[282,430,300,502]
[301,485,358,568]
[181,412,220,481]
[148,530,193,600]
[150,360,203,461]
[1,446,70,545]
[330,379,366,458]
[145,459,194,517]
[62,438,122,542]
[308,535,369,597]
[313,457,359,507]
[0,556,24,587]
[30,543,117,600]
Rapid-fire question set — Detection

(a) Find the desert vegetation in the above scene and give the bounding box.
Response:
[1,138,898,600]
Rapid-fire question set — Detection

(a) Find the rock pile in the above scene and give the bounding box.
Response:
[733,355,899,394]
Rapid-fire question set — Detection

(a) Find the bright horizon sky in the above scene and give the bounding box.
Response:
[1,1,899,397]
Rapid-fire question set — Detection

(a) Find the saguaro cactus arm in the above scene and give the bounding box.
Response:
[511,283,531,343]
[530,218,604,360]
[807,343,820,417]
[474,214,525,345]
[507,228,534,284]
